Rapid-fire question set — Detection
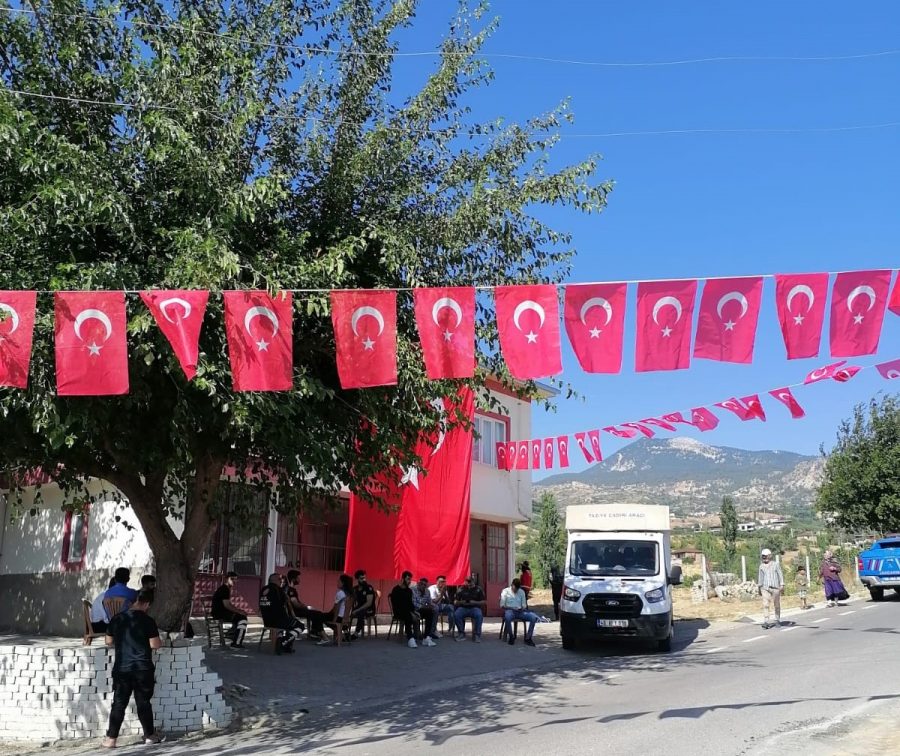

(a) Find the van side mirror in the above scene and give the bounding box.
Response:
[669,565,683,586]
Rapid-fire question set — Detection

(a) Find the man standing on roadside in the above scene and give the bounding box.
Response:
[102,589,164,749]
[758,548,784,629]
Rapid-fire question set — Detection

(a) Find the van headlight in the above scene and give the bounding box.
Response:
[644,588,665,603]
[563,586,581,601]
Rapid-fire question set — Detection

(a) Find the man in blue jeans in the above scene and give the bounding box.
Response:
[453,575,486,642]
[500,577,539,646]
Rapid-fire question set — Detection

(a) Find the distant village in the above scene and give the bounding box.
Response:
[671,511,794,534]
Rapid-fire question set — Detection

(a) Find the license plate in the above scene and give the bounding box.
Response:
[597,619,628,628]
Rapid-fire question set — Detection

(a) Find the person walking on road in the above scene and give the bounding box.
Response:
[757,548,784,629]
[819,550,849,607]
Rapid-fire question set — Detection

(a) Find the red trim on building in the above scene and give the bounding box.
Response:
[60,508,90,572]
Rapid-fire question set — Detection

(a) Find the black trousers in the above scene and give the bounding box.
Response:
[107,669,155,738]
[396,610,421,640]
[292,605,326,634]
[551,581,563,619]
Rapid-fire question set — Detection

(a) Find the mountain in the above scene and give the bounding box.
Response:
[535,438,824,515]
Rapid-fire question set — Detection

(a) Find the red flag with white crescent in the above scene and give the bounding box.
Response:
[774,273,829,359]
[621,422,655,438]
[739,394,766,421]
[690,407,720,432]
[543,438,555,469]
[829,270,891,357]
[642,417,677,432]
[531,439,543,470]
[495,442,509,471]
[604,425,638,439]
[635,280,698,372]
[661,411,694,427]
[0,290,37,389]
[516,440,530,470]
[876,359,900,380]
[574,432,593,463]
[55,291,129,396]
[140,290,208,381]
[832,365,861,383]
[494,285,562,379]
[768,387,805,418]
[331,289,397,389]
[715,397,753,421]
[413,287,476,379]
[506,442,518,470]
[804,360,847,384]
[223,291,293,392]
[563,282,627,373]
[557,436,570,467]
[694,277,763,364]
[587,429,602,462]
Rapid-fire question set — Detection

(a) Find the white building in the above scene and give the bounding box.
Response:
[0,381,539,635]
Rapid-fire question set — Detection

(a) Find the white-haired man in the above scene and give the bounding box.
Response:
[758,548,784,629]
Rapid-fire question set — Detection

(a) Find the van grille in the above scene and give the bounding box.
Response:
[582,593,643,619]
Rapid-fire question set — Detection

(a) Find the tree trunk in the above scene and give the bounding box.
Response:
[151,540,198,632]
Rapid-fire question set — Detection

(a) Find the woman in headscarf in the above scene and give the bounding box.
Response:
[819,550,848,607]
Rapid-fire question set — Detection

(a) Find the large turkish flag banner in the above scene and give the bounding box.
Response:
[394,389,474,585]
[635,280,698,372]
[564,282,627,373]
[413,287,476,379]
[140,290,209,381]
[495,285,561,379]
[223,291,293,392]
[331,290,397,389]
[345,480,401,581]
[829,270,892,357]
[0,290,37,388]
[774,272,829,359]
[693,277,763,364]
[55,291,129,396]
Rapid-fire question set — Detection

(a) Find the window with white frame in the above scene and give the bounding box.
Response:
[472,414,508,466]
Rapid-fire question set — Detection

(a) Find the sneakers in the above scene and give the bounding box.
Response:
[455,634,466,642]
[433,632,443,639]
[473,635,481,643]
[422,637,436,647]
[761,622,770,630]
[524,637,535,647]
[144,734,166,745]
[407,638,418,648]
[316,638,333,646]
[507,635,515,645]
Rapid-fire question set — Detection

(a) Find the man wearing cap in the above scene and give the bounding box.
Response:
[453,575,486,642]
[757,548,784,629]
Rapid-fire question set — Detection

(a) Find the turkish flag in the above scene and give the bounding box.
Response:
[516,441,530,470]
[557,436,570,467]
[690,407,720,432]
[55,291,129,396]
[494,285,562,379]
[621,422,654,438]
[531,439,543,470]
[661,411,695,428]
[715,397,753,421]
[564,282,626,373]
[496,443,509,470]
[739,394,766,421]
[804,360,847,384]
[140,290,208,381]
[832,365,861,383]
[774,272,829,360]
[574,432,593,462]
[642,417,677,432]
[635,280,698,372]
[506,442,518,470]
[889,277,900,317]
[223,291,293,392]
[604,425,638,439]
[413,287,475,379]
[769,387,806,418]
[829,270,892,357]
[587,430,603,462]
[394,389,474,585]
[694,277,763,364]
[876,359,900,380]
[0,291,37,388]
[331,290,397,389]
[345,481,401,581]
[543,438,555,469]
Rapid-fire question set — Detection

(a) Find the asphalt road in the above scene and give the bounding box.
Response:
[34,593,900,755]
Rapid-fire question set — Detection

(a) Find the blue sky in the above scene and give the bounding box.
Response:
[392,2,900,475]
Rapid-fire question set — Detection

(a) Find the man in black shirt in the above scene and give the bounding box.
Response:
[259,572,303,654]
[102,589,163,748]
[389,571,422,648]
[285,569,327,638]
[350,569,376,639]
[211,571,248,648]
[453,575,487,642]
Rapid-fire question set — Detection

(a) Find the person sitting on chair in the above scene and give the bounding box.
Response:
[285,569,327,640]
[412,577,438,642]
[390,571,432,648]
[428,576,455,634]
[349,569,376,639]
[453,575,486,642]
[317,573,354,646]
[104,567,138,610]
[259,573,303,654]
[211,572,248,648]
[500,577,539,646]
[90,578,117,634]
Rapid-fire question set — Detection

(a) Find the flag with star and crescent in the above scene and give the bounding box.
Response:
[140,289,209,381]
[223,290,293,392]
[563,282,627,373]
[829,270,892,357]
[0,290,37,389]
[774,272,829,360]
[693,276,763,364]
[494,284,562,379]
[634,279,698,372]
[54,291,129,396]
[331,289,398,389]
[412,286,476,379]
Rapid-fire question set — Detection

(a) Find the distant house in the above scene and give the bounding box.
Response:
[737,522,757,533]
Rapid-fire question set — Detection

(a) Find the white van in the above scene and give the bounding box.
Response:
[560,504,681,652]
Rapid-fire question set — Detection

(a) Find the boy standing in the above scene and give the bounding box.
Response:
[795,565,810,609]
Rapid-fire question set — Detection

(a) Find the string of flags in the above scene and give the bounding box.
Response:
[494,356,900,471]
[0,269,897,394]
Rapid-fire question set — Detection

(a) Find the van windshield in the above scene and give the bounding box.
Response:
[569,540,659,577]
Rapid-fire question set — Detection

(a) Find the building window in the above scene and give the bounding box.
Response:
[61,509,89,572]
[472,414,508,467]
[275,515,301,569]
[486,524,508,583]
[197,482,269,576]
[299,519,347,572]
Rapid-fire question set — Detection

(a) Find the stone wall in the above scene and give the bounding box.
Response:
[0,641,232,742]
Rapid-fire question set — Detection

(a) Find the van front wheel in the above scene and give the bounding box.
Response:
[561,634,576,651]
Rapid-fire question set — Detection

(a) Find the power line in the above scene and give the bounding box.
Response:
[2,6,899,68]
[5,86,900,139]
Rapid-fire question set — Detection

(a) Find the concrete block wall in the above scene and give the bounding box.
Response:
[0,641,232,742]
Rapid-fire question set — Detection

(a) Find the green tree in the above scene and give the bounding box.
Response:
[720,495,738,563]
[532,492,566,587]
[0,0,610,628]
[817,396,900,534]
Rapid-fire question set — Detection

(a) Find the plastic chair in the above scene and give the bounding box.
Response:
[102,597,125,620]
[323,596,356,647]
[498,613,529,641]
[81,600,102,646]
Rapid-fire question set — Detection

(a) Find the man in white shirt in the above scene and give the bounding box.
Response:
[500,578,539,646]
[757,548,785,629]
[428,575,455,635]
[90,578,117,633]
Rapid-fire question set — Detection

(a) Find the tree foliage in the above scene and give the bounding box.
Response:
[0,0,611,627]
[817,395,900,534]
[720,495,737,561]
[532,491,566,588]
